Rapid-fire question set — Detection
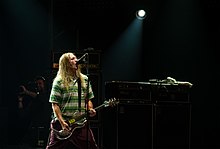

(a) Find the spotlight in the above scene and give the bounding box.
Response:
[136,9,146,20]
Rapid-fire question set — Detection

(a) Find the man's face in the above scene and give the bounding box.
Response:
[69,53,78,70]
[36,79,45,91]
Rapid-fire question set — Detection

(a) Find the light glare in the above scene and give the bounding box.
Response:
[136,9,146,20]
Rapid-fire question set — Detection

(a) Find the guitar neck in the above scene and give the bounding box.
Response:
[94,103,106,111]
[68,103,107,123]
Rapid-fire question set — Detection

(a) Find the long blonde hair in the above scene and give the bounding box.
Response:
[56,52,86,89]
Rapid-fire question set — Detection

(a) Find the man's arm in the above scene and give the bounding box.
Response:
[19,85,38,98]
[52,103,70,131]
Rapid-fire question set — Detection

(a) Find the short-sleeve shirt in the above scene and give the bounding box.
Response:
[49,74,94,120]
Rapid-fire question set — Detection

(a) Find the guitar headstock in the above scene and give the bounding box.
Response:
[103,98,119,107]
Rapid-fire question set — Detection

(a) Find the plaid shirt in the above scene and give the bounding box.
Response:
[49,74,94,120]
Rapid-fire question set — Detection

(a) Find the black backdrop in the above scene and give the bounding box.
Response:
[1,0,220,148]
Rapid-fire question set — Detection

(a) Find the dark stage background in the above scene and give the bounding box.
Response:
[0,0,220,148]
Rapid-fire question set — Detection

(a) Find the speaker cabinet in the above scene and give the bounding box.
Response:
[153,103,191,149]
[87,73,102,122]
[102,103,153,149]
[0,108,8,148]
[102,103,191,149]
[90,122,102,148]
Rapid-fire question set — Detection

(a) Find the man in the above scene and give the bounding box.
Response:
[46,52,98,149]
[17,76,52,148]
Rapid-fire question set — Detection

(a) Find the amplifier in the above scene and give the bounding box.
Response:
[105,81,191,103]
[105,81,151,103]
[150,84,190,103]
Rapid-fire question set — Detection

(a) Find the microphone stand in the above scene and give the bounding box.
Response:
[84,53,90,149]
[78,52,92,149]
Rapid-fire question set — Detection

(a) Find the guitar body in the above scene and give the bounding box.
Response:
[50,98,118,140]
[51,119,86,140]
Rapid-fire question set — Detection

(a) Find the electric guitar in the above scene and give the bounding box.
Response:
[51,98,119,140]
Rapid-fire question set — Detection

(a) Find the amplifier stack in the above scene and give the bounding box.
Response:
[103,80,192,149]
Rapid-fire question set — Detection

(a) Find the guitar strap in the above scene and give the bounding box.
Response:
[77,78,81,112]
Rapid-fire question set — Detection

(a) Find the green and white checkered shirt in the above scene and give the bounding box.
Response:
[49,74,94,120]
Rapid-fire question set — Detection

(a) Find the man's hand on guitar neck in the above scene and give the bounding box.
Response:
[88,108,96,117]
[87,100,96,117]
